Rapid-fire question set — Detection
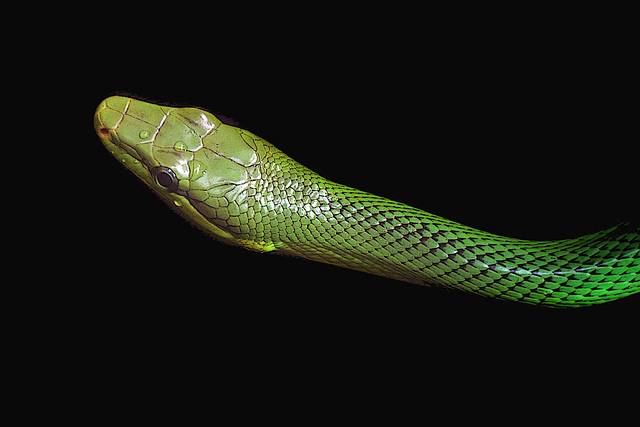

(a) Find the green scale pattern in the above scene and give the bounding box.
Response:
[95,96,640,307]
[239,145,639,306]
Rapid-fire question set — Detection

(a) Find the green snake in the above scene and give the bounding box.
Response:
[94,96,639,307]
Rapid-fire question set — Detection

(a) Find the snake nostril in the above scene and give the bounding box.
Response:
[98,127,111,138]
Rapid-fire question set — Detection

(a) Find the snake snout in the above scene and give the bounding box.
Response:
[94,112,114,141]
[94,96,131,142]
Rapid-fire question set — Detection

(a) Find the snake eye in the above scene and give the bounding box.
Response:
[151,166,179,192]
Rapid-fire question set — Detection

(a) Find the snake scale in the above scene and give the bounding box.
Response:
[94,96,639,307]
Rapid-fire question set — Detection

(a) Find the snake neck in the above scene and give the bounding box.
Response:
[247,145,502,283]
[231,144,639,307]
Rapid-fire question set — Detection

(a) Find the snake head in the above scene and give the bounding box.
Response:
[94,96,265,244]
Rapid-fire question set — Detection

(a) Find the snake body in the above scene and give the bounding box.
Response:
[94,96,639,307]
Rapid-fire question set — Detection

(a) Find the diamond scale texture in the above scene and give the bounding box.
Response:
[194,130,638,307]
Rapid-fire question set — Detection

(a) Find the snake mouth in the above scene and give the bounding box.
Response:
[95,122,147,169]
[98,128,154,189]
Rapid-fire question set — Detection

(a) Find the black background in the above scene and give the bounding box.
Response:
[29,10,638,401]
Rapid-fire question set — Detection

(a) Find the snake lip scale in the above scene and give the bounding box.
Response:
[94,96,640,308]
